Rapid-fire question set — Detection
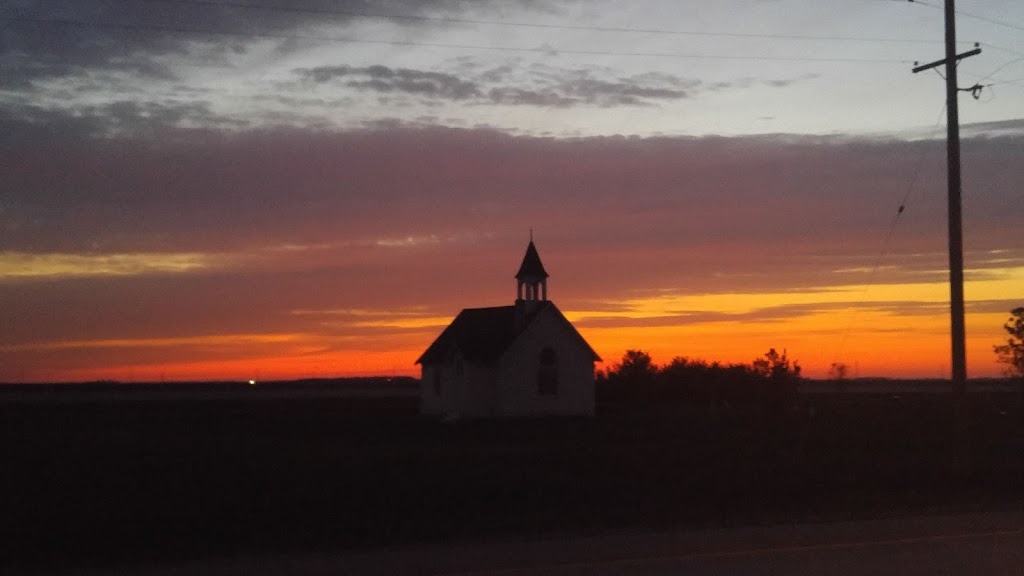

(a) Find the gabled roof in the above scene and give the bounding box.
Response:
[515,241,549,279]
[416,301,600,365]
[416,306,519,365]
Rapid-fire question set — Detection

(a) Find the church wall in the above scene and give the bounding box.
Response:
[463,362,498,418]
[496,308,595,417]
[419,363,444,416]
[420,358,498,418]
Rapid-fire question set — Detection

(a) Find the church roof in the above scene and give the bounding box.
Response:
[415,302,600,365]
[416,306,519,365]
[515,241,549,279]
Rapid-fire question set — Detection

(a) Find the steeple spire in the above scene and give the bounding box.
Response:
[516,235,548,304]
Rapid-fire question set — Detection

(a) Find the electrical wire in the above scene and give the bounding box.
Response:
[974,57,1024,84]
[111,0,968,45]
[989,75,1024,86]
[907,0,1024,33]
[0,16,915,64]
[830,102,947,368]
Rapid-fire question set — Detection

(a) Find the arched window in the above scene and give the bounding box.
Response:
[537,347,558,396]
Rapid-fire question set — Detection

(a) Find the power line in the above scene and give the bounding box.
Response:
[122,0,963,45]
[831,102,947,367]
[951,6,1024,33]
[0,16,914,64]
[902,2,1022,56]
[126,0,1022,58]
[954,58,1024,97]
[975,57,1024,84]
[907,0,1024,33]
[979,42,1024,59]
[989,75,1024,86]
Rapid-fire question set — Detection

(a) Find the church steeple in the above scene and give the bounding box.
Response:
[515,235,549,304]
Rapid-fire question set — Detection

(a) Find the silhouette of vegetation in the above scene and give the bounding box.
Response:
[596,348,802,414]
[994,307,1024,378]
[828,362,850,381]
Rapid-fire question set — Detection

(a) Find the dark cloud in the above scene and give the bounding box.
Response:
[558,75,690,106]
[0,0,547,88]
[296,61,696,108]
[764,73,821,88]
[0,99,243,143]
[299,64,481,99]
[2,121,1021,289]
[487,87,576,107]
[497,64,697,107]
[709,73,820,91]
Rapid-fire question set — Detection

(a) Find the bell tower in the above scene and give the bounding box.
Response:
[515,234,549,308]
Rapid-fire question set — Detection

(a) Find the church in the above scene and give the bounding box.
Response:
[416,239,601,418]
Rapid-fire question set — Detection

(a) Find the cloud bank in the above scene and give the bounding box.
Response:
[1,116,1022,380]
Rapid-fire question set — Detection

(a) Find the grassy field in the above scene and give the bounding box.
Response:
[1,384,1022,572]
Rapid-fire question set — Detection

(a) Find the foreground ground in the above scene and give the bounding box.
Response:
[1,384,1022,573]
[52,510,1024,575]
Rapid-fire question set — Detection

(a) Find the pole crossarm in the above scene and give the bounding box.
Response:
[912,46,981,73]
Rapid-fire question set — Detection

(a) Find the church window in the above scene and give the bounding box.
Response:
[537,347,558,396]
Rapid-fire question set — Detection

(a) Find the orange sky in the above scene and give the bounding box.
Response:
[4,252,1020,383]
[2,128,1022,383]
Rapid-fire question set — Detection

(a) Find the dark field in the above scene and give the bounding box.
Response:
[2,384,1023,573]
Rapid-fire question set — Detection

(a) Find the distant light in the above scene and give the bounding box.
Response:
[248,380,256,386]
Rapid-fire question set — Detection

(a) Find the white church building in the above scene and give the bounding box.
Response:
[416,239,601,418]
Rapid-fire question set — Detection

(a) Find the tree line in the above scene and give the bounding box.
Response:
[596,348,802,413]
[594,305,1024,413]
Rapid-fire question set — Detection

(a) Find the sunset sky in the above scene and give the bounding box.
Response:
[2,0,1023,382]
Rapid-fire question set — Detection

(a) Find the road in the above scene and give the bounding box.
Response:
[62,509,1024,575]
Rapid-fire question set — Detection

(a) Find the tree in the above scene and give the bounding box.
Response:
[596,349,660,408]
[993,307,1024,377]
[752,348,802,414]
[751,348,802,381]
[616,349,658,384]
[828,362,850,381]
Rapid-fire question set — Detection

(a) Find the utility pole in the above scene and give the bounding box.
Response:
[912,0,979,478]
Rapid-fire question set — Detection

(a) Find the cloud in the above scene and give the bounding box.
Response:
[570,300,955,329]
[0,332,304,352]
[764,73,821,88]
[552,74,691,106]
[3,136,1022,369]
[1,121,1022,379]
[0,99,245,142]
[299,64,482,100]
[0,0,547,88]
[960,118,1024,137]
[0,251,223,280]
[2,0,585,137]
[708,73,820,91]
[487,87,577,107]
[297,61,697,108]
[3,123,1021,267]
[486,63,698,107]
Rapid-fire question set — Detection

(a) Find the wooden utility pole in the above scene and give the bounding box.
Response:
[912,0,979,477]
